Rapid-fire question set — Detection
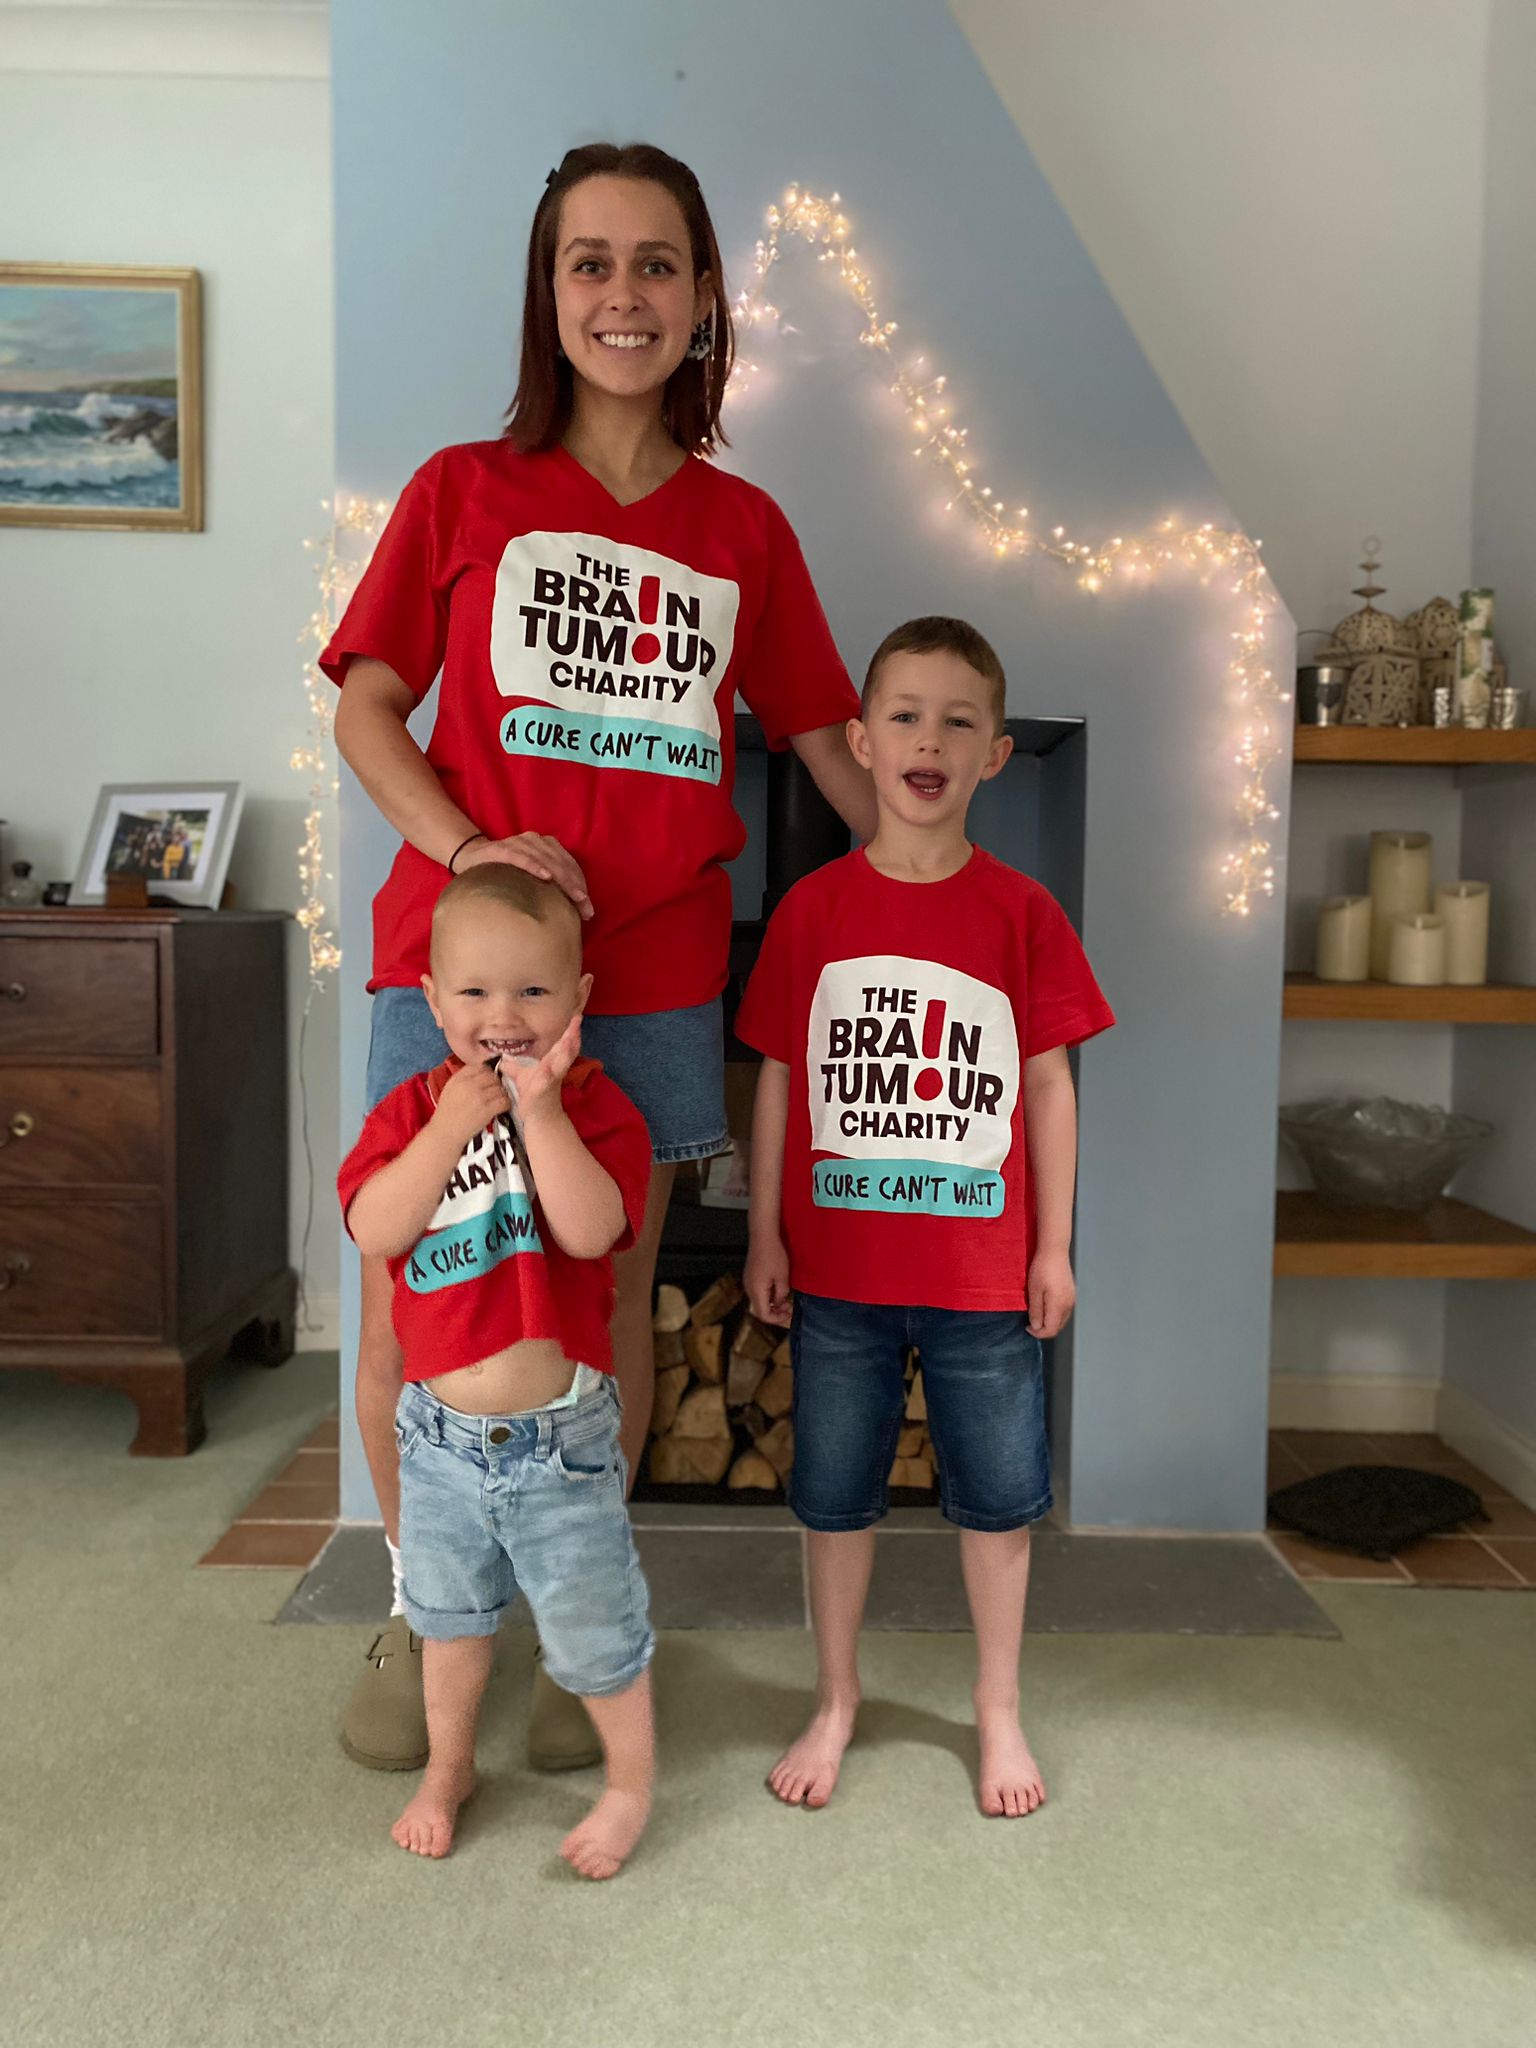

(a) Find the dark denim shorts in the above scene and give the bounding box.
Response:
[788,1292,1053,1534]
[365,983,729,1163]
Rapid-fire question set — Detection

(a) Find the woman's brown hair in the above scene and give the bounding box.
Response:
[505,142,734,458]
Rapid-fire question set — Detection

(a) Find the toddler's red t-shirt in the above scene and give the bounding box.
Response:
[734,848,1116,1311]
[336,1055,652,1382]
[320,442,859,1013]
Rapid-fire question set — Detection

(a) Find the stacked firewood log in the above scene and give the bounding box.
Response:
[644,1275,936,1495]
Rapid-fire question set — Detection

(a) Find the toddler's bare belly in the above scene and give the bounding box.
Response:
[428,1338,583,1414]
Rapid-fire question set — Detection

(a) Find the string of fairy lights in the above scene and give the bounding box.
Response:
[293,495,389,983]
[294,184,1285,981]
[731,187,1286,918]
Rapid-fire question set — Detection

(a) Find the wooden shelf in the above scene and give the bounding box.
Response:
[1292,727,1536,765]
[1275,1192,1536,1279]
[1283,974,1536,1023]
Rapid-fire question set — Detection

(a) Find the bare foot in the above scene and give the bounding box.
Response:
[391,1764,477,1858]
[561,1787,650,1881]
[768,1697,858,1809]
[976,1705,1045,1818]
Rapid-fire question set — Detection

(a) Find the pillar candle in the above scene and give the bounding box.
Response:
[1434,881,1491,985]
[1387,914,1447,985]
[1315,895,1371,981]
[1368,831,1432,979]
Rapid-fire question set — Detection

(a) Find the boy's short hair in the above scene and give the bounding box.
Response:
[862,616,1007,735]
[431,863,581,963]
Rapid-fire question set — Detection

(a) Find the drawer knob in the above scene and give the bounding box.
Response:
[4,983,24,1003]
[2,1112,34,1145]
[0,1253,30,1291]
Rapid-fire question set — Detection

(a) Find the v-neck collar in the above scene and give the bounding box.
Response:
[552,440,696,515]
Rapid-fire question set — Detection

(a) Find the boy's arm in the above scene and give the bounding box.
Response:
[347,1063,508,1256]
[1023,1045,1078,1340]
[745,1057,793,1327]
[507,1016,626,1261]
[518,1101,626,1260]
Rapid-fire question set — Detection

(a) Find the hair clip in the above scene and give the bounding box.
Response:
[545,166,559,189]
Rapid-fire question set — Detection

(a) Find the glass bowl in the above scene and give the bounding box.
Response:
[1279,1097,1494,1214]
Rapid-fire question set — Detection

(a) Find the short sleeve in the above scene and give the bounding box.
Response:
[319,460,449,701]
[336,1080,426,1236]
[733,895,796,1064]
[1023,890,1116,1059]
[570,1069,654,1255]
[735,496,859,748]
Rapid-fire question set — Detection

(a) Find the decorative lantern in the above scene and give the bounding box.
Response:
[1405,596,1460,723]
[1322,540,1421,726]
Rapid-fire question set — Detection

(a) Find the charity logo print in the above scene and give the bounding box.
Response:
[405,1112,543,1295]
[807,955,1020,1217]
[489,531,740,784]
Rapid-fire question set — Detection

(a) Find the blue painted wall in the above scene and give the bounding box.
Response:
[331,0,1293,1528]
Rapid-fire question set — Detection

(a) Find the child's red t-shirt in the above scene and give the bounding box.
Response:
[336,1055,653,1381]
[320,441,859,1012]
[734,848,1116,1311]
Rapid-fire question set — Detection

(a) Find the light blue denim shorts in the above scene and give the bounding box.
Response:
[395,1374,654,1696]
[366,983,728,1162]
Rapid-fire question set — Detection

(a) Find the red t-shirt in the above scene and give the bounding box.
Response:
[336,1054,652,1381]
[321,441,859,1012]
[734,848,1116,1311]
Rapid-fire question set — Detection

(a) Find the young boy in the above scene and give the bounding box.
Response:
[737,616,1114,1818]
[338,864,656,1877]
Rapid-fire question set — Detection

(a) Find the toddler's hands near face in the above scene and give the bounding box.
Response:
[433,1061,509,1148]
[501,1013,582,1128]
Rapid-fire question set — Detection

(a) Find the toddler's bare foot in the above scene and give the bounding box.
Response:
[976,1702,1045,1817]
[768,1695,858,1809]
[391,1763,477,1858]
[561,1787,650,1880]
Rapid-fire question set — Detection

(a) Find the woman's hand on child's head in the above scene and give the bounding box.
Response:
[434,1061,509,1148]
[457,831,594,919]
[1026,1248,1075,1341]
[501,1013,582,1127]
[746,1236,794,1329]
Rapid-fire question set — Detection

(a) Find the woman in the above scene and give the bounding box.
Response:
[328,143,873,1773]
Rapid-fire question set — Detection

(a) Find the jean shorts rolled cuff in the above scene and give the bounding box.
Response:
[787,1493,891,1535]
[543,1631,656,1701]
[399,1595,507,1642]
[652,1127,731,1166]
[940,1488,1054,1535]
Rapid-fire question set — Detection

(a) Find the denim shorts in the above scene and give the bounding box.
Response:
[788,1292,1053,1534]
[395,1374,654,1696]
[366,983,728,1162]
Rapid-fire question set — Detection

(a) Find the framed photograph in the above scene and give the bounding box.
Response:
[0,264,203,532]
[73,784,243,909]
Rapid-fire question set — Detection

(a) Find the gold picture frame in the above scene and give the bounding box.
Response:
[0,263,203,532]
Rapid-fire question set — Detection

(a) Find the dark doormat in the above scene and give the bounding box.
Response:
[1268,1465,1484,1560]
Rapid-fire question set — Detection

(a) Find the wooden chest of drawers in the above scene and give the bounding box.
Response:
[0,910,296,1453]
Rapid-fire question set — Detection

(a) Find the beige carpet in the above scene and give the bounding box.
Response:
[3,1359,1533,2048]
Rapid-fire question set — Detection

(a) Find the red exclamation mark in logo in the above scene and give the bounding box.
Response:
[914,998,945,1101]
[632,575,661,665]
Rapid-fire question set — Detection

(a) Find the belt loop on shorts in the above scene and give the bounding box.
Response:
[417,1392,446,1446]
[535,1411,555,1460]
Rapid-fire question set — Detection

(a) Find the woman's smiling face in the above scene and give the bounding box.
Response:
[553,175,712,402]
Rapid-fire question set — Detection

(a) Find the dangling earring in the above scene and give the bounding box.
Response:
[686,316,714,361]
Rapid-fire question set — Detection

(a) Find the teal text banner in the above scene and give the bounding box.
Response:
[501,707,721,784]
[812,1158,1005,1217]
[406,1192,543,1294]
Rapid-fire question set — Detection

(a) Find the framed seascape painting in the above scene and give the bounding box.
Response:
[0,264,203,532]
[73,783,243,908]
